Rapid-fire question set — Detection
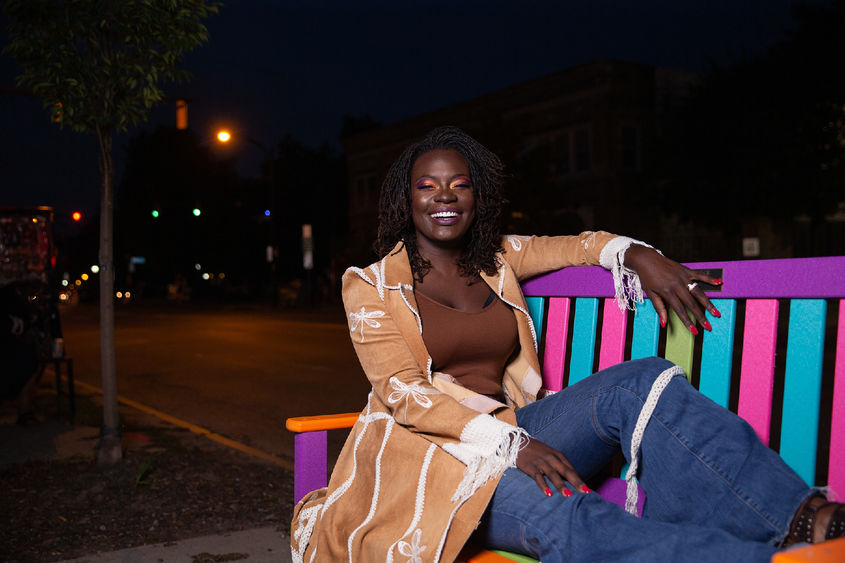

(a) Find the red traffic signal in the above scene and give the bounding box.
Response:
[71,211,82,222]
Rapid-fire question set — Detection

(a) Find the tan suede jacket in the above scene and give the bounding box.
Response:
[291,231,631,562]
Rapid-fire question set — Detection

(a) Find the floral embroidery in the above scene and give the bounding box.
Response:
[397,528,426,563]
[506,234,531,251]
[388,377,440,410]
[349,307,385,342]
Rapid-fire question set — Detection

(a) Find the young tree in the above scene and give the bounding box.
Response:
[3,0,221,463]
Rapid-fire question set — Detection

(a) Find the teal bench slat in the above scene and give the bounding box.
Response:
[698,299,737,408]
[631,299,660,360]
[525,296,545,346]
[569,297,599,385]
[779,299,827,486]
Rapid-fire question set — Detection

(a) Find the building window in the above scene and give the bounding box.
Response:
[574,128,591,172]
[621,125,639,170]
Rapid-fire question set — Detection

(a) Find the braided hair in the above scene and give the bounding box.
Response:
[376,126,506,282]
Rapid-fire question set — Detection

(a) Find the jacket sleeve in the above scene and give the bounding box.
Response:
[501,231,656,311]
[342,266,529,502]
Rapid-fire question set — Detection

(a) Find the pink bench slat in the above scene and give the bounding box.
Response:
[829,300,845,498]
[598,298,627,371]
[542,298,570,392]
[737,299,780,446]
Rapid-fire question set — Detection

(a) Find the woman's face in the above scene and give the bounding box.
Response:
[410,149,476,251]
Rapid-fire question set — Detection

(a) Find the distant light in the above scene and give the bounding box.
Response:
[202,273,210,280]
[264,209,271,217]
[32,217,38,223]
[151,210,159,218]
[194,263,201,271]
[218,272,226,280]
[116,292,123,299]
[72,211,82,222]
[81,273,89,281]
[192,208,201,216]
[91,265,100,274]
[217,130,231,143]
[61,280,69,287]
[74,280,82,286]
[125,291,132,299]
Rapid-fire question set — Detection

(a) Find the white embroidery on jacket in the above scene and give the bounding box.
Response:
[397,528,426,563]
[387,443,436,563]
[349,307,385,342]
[347,266,375,287]
[506,234,531,251]
[387,377,440,423]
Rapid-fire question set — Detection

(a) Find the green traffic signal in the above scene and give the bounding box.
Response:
[192,208,201,217]
[151,210,159,218]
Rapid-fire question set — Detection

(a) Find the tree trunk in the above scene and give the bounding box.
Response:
[96,126,122,464]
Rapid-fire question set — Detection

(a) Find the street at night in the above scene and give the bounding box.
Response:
[59,301,371,463]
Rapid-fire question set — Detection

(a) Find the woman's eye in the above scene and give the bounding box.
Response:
[417,183,436,190]
[451,183,472,189]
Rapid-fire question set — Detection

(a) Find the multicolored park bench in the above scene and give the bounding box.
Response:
[286,255,845,562]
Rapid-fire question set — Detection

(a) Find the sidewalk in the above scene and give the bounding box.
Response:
[0,373,294,563]
[56,526,291,563]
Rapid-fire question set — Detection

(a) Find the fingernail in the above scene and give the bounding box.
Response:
[711,308,721,318]
[544,487,552,497]
[563,488,573,497]
[659,317,666,328]
[580,485,591,494]
[703,320,712,331]
[689,325,699,336]
[712,279,723,285]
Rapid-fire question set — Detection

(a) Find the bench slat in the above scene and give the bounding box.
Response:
[830,300,845,497]
[738,299,780,445]
[542,298,570,392]
[569,298,599,385]
[666,312,694,379]
[598,298,627,371]
[525,296,545,347]
[631,300,660,360]
[780,299,827,485]
[698,299,737,408]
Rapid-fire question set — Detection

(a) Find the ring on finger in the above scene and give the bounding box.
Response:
[687,282,698,292]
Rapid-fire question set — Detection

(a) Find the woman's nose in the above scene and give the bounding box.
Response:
[434,185,457,202]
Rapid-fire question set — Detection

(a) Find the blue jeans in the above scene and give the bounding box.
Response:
[476,357,812,562]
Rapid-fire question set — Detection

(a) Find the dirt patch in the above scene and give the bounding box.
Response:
[0,386,293,563]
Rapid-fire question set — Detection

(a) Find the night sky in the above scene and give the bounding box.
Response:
[0,0,804,219]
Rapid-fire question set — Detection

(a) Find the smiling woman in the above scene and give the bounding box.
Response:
[289,126,845,562]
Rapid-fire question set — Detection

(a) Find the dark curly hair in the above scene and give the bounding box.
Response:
[376,126,506,282]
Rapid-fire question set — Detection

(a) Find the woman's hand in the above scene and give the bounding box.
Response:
[516,436,589,497]
[623,244,722,334]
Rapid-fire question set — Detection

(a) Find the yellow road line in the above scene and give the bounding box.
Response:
[73,379,293,470]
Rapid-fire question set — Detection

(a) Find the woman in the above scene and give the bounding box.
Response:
[291,126,843,562]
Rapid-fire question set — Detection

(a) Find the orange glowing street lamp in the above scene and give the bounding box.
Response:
[216,129,231,143]
[71,211,82,222]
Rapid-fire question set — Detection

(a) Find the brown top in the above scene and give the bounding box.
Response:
[416,290,518,402]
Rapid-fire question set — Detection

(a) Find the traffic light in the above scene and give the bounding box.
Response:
[176,100,188,130]
[192,208,201,217]
[151,209,160,218]
[71,211,82,222]
[53,102,63,124]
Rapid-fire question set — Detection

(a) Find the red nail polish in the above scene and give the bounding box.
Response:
[580,485,591,494]
[712,279,723,285]
[544,487,552,497]
[689,325,699,336]
[659,317,666,328]
[703,320,712,331]
[711,308,721,318]
[563,488,573,497]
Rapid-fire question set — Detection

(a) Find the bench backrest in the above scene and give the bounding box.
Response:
[521,256,845,495]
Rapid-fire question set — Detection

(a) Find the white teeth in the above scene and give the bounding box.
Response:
[431,212,458,218]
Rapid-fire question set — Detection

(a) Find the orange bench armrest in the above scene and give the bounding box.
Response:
[286,412,360,433]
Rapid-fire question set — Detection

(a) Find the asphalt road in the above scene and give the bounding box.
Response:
[59,301,372,463]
